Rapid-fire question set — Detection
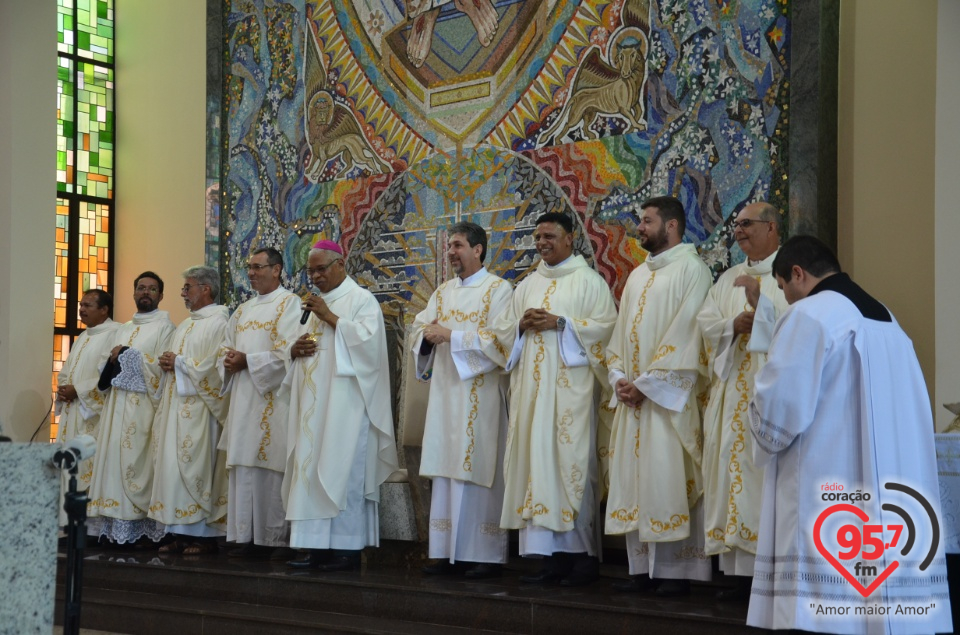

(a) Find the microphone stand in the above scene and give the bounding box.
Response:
[54,448,88,635]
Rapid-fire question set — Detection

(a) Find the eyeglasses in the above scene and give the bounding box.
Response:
[731,219,773,230]
[246,263,277,271]
[181,283,208,292]
[306,259,342,276]
[135,285,160,294]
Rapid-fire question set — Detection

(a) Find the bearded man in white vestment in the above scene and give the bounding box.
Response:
[413,223,513,579]
[697,202,789,600]
[87,272,175,545]
[747,235,951,634]
[605,196,712,596]
[284,240,399,571]
[486,212,617,587]
[55,289,119,523]
[219,247,302,556]
[148,266,230,555]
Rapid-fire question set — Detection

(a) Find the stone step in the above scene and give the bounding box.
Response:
[57,548,757,634]
[57,586,508,635]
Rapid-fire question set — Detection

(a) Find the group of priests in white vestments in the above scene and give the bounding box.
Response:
[62,250,399,563]
[55,200,951,633]
[405,204,950,633]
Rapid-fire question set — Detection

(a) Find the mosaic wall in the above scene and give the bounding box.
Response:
[217,0,793,313]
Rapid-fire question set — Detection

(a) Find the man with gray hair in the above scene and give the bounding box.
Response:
[148,266,230,555]
[283,240,398,571]
[219,248,302,556]
[697,202,789,599]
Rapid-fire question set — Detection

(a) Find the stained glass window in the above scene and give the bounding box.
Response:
[53,0,115,442]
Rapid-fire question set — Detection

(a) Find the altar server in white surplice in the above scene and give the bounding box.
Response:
[283,240,399,572]
[697,202,788,600]
[747,235,951,635]
[413,222,513,579]
[485,212,617,587]
[148,266,230,555]
[87,272,175,545]
[55,289,119,522]
[219,247,302,556]
[605,196,712,597]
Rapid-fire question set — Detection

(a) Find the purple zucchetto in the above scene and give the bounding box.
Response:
[312,239,343,256]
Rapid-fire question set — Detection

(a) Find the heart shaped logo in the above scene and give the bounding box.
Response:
[813,503,899,597]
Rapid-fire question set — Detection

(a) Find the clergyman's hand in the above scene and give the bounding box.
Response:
[733,275,761,309]
[291,334,318,360]
[615,378,645,409]
[158,352,177,372]
[732,311,755,336]
[423,323,452,345]
[222,349,248,373]
[519,308,559,333]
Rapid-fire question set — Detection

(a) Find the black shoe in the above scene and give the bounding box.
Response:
[560,569,600,587]
[463,563,502,580]
[612,574,656,593]
[716,578,752,602]
[655,579,690,597]
[519,569,564,584]
[421,560,464,575]
[315,553,360,572]
[270,547,297,561]
[228,543,271,559]
[287,551,329,569]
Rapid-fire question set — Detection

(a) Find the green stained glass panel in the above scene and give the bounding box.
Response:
[57,0,75,55]
[57,57,75,194]
[75,62,113,198]
[76,0,114,64]
[53,0,113,443]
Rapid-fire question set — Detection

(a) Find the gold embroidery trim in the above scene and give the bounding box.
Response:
[651,513,689,534]
[725,338,757,543]
[258,391,274,462]
[652,344,676,362]
[462,375,483,472]
[629,272,657,378]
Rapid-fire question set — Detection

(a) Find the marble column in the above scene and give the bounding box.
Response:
[0,443,61,634]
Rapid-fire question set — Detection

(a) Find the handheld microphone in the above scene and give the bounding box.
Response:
[300,288,319,325]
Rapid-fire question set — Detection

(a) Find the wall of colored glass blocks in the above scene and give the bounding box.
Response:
[55,199,70,329]
[76,63,113,199]
[51,334,73,442]
[77,202,111,301]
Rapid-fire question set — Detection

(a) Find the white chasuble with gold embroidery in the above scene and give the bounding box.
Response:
[413,269,513,487]
[697,251,787,570]
[605,244,711,542]
[148,304,230,530]
[281,277,398,524]
[217,287,301,474]
[88,310,175,521]
[56,318,119,492]
[493,255,617,533]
